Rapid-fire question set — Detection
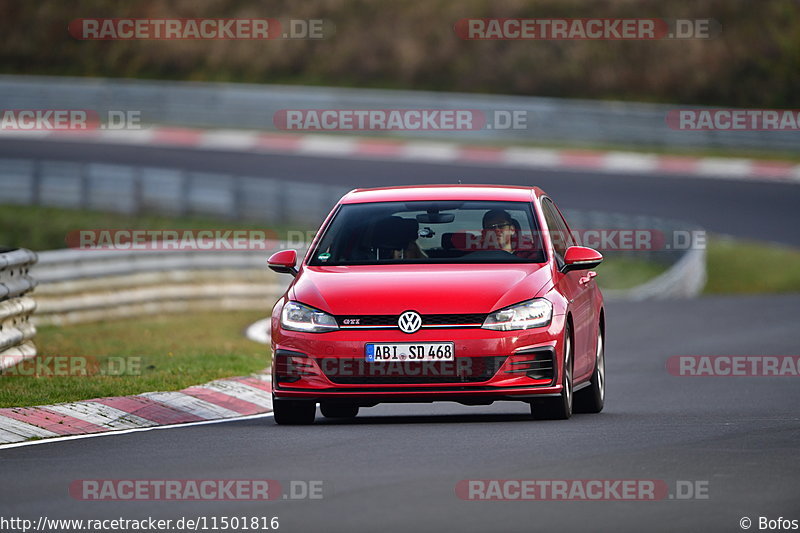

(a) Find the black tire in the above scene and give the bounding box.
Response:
[273,398,316,425]
[530,323,573,420]
[320,402,359,419]
[574,327,605,414]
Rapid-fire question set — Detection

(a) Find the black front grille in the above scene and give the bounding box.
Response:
[336,313,485,328]
[319,356,507,384]
[506,347,555,381]
[423,313,486,325]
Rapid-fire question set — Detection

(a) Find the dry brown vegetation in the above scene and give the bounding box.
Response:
[0,0,797,106]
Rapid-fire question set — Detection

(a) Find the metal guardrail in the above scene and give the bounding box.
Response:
[0,157,719,253]
[562,209,691,263]
[0,75,795,152]
[28,213,705,328]
[604,248,706,301]
[564,209,707,300]
[2,155,706,328]
[31,246,308,326]
[0,158,351,226]
[0,248,38,370]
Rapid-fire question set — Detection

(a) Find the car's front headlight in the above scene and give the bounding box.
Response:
[482,298,553,331]
[280,301,339,333]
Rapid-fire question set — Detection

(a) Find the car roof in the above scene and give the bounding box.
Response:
[340,184,546,204]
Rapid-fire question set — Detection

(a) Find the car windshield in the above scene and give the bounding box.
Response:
[308,200,546,265]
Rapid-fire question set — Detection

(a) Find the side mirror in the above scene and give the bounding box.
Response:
[561,246,603,273]
[268,249,298,276]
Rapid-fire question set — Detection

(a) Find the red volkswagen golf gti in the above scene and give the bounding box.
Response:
[267,185,605,424]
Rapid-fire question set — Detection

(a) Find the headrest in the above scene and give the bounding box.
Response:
[371,216,419,249]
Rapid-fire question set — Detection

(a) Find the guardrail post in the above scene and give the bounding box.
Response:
[0,248,38,371]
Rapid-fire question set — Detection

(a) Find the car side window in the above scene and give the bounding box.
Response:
[541,198,572,266]
[550,200,576,248]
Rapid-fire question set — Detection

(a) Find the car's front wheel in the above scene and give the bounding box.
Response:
[530,323,573,420]
[574,326,605,414]
[320,402,359,419]
[273,398,316,425]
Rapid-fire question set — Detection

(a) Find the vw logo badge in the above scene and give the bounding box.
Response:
[397,311,422,334]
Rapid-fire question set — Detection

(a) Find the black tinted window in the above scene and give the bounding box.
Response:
[541,198,573,264]
[308,200,546,265]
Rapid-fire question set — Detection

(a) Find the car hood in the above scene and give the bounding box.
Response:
[290,263,552,315]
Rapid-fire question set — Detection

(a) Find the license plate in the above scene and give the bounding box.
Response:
[365,342,454,362]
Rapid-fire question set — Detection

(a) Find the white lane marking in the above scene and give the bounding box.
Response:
[4,125,798,184]
[140,391,242,419]
[602,152,659,173]
[0,416,59,439]
[199,130,259,150]
[502,147,560,168]
[95,129,157,145]
[0,130,54,139]
[245,318,271,345]
[200,381,273,409]
[696,158,752,178]
[298,135,357,156]
[0,412,275,451]
[46,402,156,430]
[248,373,272,384]
[791,165,800,182]
[402,142,459,161]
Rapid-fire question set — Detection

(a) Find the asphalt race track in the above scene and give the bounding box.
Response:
[1,139,799,533]
[1,138,800,246]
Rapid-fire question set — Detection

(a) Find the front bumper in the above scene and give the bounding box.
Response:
[271,316,565,403]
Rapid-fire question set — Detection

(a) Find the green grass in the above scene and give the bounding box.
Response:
[704,237,800,294]
[594,257,670,291]
[6,205,800,295]
[0,205,310,251]
[0,311,269,408]
[597,236,800,294]
[2,231,799,408]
